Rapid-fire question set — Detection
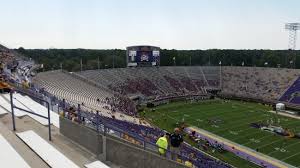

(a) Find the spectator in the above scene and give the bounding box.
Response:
[184,159,194,168]
[156,133,168,156]
[169,128,183,160]
[22,79,30,89]
[0,62,3,73]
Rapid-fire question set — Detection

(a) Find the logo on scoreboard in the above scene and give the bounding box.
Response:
[140,52,149,61]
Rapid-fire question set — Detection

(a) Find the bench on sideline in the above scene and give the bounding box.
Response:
[16,130,79,168]
[0,134,31,168]
[84,161,110,168]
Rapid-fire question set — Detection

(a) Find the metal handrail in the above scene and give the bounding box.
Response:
[62,105,232,168]
[10,88,52,141]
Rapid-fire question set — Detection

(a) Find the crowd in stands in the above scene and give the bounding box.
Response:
[221,66,300,102]
[0,45,34,88]
[105,94,137,116]
[34,66,300,121]
[109,78,162,97]
[78,66,220,99]
[0,45,16,66]
[34,67,220,118]
[0,45,17,92]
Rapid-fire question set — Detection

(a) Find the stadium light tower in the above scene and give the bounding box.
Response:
[285,23,300,50]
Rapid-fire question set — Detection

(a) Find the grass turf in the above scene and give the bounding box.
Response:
[144,99,300,168]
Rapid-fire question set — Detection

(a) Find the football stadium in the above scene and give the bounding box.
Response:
[1,1,300,168]
[1,42,300,168]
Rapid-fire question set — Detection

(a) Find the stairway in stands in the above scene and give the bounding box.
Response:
[0,93,123,168]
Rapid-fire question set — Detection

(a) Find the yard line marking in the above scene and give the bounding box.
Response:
[241,135,274,145]
[267,141,300,156]
[282,150,300,161]
[212,117,265,133]
[168,101,256,119]
[256,138,286,149]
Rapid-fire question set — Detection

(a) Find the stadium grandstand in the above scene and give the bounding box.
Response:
[1,43,300,168]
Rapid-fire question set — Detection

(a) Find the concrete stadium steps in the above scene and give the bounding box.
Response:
[16,130,80,168]
[0,93,59,128]
[163,67,186,85]
[84,160,110,168]
[137,67,172,94]
[0,134,31,168]
[152,68,177,93]
[198,66,210,87]
[0,102,9,115]
[0,118,49,168]
[201,66,220,87]
[0,112,121,168]
[184,67,201,92]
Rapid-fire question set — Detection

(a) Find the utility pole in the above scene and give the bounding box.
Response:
[219,61,222,89]
[112,55,115,69]
[97,56,100,70]
[80,58,83,72]
[173,56,176,66]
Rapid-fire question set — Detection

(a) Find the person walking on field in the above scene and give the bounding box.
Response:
[170,128,183,160]
[156,133,168,156]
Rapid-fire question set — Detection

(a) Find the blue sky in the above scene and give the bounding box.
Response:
[0,0,299,49]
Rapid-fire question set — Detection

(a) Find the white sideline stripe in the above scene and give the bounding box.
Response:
[84,161,110,168]
[16,130,79,168]
[0,134,31,168]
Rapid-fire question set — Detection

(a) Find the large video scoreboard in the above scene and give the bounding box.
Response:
[126,45,160,67]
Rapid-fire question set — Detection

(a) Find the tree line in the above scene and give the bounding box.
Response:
[15,47,300,72]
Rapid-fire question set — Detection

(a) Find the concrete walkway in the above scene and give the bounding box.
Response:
[0,116,49,168]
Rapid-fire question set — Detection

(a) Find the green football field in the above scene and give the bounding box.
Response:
[144,100,300,168]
